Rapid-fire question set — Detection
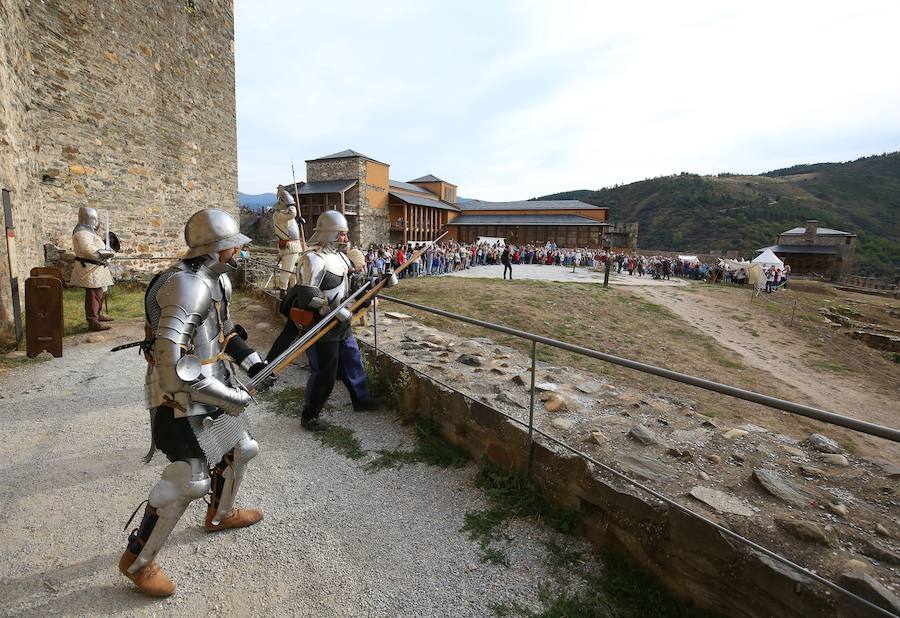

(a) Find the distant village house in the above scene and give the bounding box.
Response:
[758,219,856,280]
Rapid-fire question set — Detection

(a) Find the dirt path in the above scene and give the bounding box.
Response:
[634,284,900,461]
[0,315,593,616]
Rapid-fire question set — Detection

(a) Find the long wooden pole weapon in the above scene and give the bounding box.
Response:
[253,231,448,389]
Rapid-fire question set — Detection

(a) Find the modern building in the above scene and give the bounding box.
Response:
[758,220,857,279]
[286,149,609,248]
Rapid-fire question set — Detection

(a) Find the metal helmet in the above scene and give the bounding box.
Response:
[308,209,349,246]
[183,208,251,259]
[77,206,100,231]
[275,184,295,207]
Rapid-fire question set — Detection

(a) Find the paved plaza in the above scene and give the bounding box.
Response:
[443,263,688,286]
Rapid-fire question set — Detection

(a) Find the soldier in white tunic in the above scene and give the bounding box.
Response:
[272,185,305,294]
[70,206,115,331]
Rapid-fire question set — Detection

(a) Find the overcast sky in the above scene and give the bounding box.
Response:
[235,1,900,200]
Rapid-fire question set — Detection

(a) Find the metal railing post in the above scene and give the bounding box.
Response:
[373,294,378,356]
[527,340,537,474]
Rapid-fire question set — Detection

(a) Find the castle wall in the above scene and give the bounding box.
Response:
[0,0,43,330]
[28,1,238,275]
[0,0,238,331]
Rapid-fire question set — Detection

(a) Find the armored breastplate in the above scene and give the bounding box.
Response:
[320,251,350,304]
[145,261,234,415]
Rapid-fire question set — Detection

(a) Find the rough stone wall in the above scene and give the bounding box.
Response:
[0,0,238,331]
[306,156,390,248]
[360,345,854,618]
[360,161,389,248]
[28,1,238,278]
[0,0,43,329]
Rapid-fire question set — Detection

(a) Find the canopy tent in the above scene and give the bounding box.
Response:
[752,249,784,270]
[677,255,699,262]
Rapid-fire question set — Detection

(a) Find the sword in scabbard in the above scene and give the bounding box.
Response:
[249,232,448,393]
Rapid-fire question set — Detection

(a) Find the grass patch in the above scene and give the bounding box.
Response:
[314,423,366,460]
[808,360,850,373]
[62,283,145,336]
[542,538,584,570]
[463,465,578,566]
[640,302,674,319]
[492,551,721,618]
[0,353,47,374]
[258,386,306,417]
[365,417,468,471]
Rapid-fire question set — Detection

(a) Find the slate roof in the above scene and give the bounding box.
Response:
[306,149,386,165]
[447,214,607,226]
[758,244,840,255]
[389,179,431,194]
[409,174,445,183]
[388,191,460,212]
[780,226,855,236]
[459,199,604,211]
[283,179,357,195]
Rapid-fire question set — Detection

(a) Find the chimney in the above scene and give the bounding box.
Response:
[804,220,817,244]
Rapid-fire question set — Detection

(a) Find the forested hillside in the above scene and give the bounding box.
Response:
[538,153,899,277]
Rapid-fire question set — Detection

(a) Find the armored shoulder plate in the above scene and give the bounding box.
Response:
[299,251,327,288]
[156,271,213,320]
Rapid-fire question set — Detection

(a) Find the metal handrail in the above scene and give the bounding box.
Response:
[379,295,900,443]
[369,294,900,618]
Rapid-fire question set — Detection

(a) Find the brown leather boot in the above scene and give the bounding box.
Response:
[88,320,111,331]
[118,549,176,597]
[97,315,114,322]
[204,505,263,532]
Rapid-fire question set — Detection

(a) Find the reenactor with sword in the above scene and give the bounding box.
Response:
[70,206,117,331]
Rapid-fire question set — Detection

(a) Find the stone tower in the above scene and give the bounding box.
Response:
[0,0,238,331]
[305,150,390,248]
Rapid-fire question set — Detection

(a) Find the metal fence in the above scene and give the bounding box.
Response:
[370,293,900,618]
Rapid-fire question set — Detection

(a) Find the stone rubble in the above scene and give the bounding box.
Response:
[356,316,900,606]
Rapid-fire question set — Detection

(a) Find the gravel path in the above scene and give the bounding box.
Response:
[0,321,593,617]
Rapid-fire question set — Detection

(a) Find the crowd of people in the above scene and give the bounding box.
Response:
[358,240,729,283]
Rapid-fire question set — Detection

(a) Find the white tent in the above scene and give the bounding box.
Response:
[678,255,699,262]
[476,236,506,247]
[752,249,784,270]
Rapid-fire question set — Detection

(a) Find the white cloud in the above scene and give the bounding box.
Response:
[235,0,900,199]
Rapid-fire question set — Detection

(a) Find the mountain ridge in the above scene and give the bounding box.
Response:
[536,152,900,277]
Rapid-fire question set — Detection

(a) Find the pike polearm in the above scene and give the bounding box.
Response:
[252,231,449,390]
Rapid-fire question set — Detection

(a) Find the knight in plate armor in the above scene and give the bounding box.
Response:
[118,208,273,597]
[272,185,305,293]
[70,206,115,331]
[266,210,394,430]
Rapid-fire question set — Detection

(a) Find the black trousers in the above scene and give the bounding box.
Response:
[503,262,512,279]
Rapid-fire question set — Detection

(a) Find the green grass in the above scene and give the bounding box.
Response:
[463,465,578,567]
[258,386,306,417]
[62,283,146,336]
[364,417,468,471]
[808,359,850,373]
[314,424,366,460]
[492,551,722,618]
[0,353,47,374]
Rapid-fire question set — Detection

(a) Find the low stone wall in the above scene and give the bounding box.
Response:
[360,344,862,618]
